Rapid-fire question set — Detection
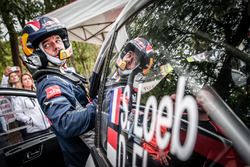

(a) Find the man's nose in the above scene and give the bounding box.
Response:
[125,54,132,61]
[52,42,61,51]
[127,56,134,63]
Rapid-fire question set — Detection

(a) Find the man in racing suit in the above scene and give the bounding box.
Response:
[20,16,96,167]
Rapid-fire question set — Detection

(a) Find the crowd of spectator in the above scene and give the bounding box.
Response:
[0,66,51,140]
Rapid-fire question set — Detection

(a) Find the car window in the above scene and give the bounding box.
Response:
[0,94,51,149]
[98,0,249,166]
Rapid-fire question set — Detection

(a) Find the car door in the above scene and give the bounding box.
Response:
[0,88,65,167]
[91,0,250,166]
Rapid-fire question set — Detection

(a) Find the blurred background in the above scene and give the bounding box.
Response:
[0,0,101,79]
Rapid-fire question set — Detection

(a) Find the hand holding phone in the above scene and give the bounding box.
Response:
[11,66,18,72]
[4,66,21,76]
[4,66,12,76]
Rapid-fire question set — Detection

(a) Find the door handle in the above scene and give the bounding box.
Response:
[24,145,43,163]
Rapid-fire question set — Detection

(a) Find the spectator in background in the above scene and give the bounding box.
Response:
[1,66,22,88]
[12,72,51,139]
[21,72,36,91]
[0,117,7,133]
[0,67,22,137]
[8,71,22,89]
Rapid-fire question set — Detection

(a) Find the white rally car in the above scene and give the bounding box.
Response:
[88,0,250,166]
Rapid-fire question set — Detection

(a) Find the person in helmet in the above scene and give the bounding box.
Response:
[112,37,154,83]
[20,16,96,167]
[101,37,155,165]
[102,37,154,115]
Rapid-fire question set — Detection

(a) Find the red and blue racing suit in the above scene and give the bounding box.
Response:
[36,72,96,167]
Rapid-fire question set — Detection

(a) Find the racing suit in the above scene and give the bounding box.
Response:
[35,68,96,167]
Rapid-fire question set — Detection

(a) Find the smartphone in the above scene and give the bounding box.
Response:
[10,66,19,72]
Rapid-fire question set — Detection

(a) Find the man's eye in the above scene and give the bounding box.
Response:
[43,43,51,49]
[56,39,63,43]
[127,51,133,55]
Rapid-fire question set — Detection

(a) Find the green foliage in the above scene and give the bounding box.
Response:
[0,40,13,79]
[0,0,44,31]
[44,0,70,13]
[0,0,99,82]
[69,41,100,78]
[0,0,78,79]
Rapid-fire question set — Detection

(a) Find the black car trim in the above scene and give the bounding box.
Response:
[0,125,29,137]
[4,133,56,156]
[0,88,36,97]
[95,25,119,149]
[91,146,110,167]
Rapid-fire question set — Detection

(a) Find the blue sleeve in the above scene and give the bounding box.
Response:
[37,76,96,138]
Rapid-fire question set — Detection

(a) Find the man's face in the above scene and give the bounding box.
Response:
[41,35,65,57]
[122,51,138,70]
